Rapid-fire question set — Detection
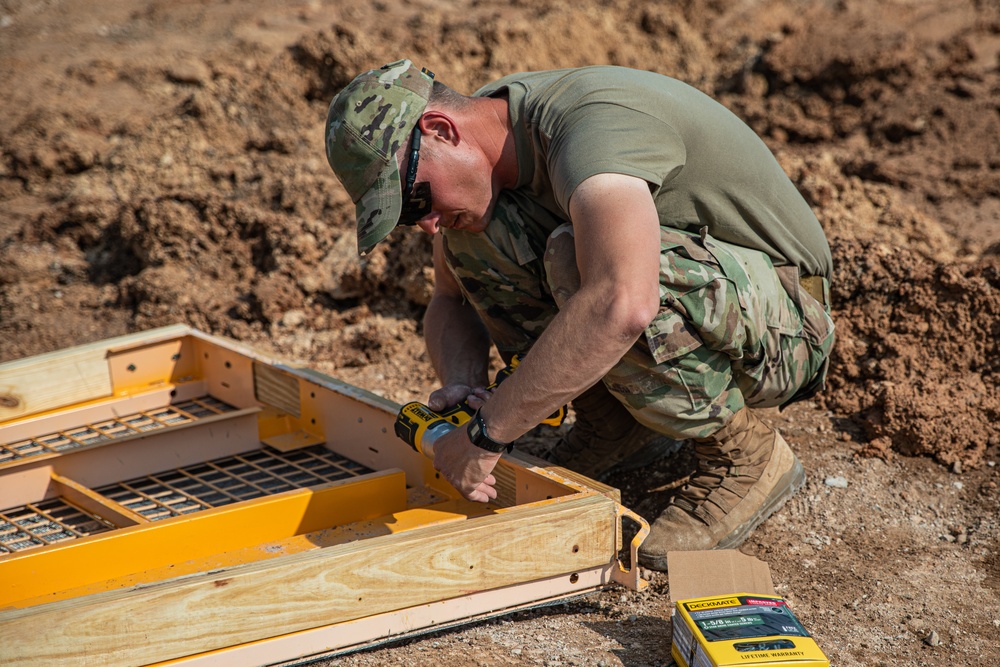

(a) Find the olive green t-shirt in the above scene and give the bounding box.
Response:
[475,66,832,279]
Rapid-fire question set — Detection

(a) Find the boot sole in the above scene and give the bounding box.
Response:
[715,449,806,550]
[638,433,806,571]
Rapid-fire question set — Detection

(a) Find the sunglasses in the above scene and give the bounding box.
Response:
[398,123,433,226]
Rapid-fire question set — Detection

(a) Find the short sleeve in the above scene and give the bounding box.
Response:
[544,103,687,214]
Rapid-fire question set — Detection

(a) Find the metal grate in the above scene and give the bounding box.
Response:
[0,499,112,554]
[95,446,373,521]
[0,396,238,465]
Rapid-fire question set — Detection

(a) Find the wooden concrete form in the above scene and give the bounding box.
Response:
[0,326,648,667]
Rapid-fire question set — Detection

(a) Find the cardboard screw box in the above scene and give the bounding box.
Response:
[668,551,830,667]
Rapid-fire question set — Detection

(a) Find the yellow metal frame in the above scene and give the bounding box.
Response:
[1,470,408,609]
[0,325,648,667]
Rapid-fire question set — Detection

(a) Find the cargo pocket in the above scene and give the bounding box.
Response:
[643,304,704,365]
[699,230,803,339]
[645,228,716,365]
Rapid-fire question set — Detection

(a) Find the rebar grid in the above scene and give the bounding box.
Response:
[0,396,238,465]
[0,445,373,554]
[0,499,112,554]
[95,445,373,521]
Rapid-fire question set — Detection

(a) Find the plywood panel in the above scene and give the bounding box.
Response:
[253,361,301,417]
[492,458,517,508]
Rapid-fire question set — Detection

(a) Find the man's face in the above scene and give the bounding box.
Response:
[400,134,498,236]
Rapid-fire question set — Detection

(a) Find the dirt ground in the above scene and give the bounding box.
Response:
[2,0,999,665]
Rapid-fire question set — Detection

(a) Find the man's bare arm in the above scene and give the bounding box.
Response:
[478,173,662,442]
[423,234,493,410]
[427,173,660,502]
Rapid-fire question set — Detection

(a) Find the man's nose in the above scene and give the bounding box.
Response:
[416,212,441,235]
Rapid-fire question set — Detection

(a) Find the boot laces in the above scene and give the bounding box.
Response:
[672,445,730,512]
[671,442,757,522]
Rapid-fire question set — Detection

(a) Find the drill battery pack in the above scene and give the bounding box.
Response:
[672,592,829,667]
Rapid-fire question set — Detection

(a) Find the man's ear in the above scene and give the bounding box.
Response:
[419,110,461,146]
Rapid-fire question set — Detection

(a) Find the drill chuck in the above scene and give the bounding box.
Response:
[410,420,455,458]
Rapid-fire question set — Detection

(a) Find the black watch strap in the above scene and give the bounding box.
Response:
[467,410,513,453]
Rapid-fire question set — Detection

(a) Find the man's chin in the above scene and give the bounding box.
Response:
[477,204,498,231]
[449,212,491,233]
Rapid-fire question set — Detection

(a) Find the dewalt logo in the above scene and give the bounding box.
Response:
[685,596,742,611]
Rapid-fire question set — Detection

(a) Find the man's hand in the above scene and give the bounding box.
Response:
[432,424,502,503]
[427,384,492,412]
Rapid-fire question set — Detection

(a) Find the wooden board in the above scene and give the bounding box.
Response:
[0,494,615,667]
[0,325,193,423]
[0,346,113,422]
[155,566,617,666]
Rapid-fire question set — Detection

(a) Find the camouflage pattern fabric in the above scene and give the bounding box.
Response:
[442,190,564,360]
[324,59,434,255]
[442,191,835,440]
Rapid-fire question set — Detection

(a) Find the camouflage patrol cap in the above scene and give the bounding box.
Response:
[325,59,434,255]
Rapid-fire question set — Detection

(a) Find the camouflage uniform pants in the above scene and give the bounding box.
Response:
[441,191,835,440]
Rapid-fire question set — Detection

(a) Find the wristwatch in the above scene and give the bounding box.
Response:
[467,409,513,453]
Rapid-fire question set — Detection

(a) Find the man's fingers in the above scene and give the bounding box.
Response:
[427,384,494,411]
[431,426,502,503]
[460,474,498,503]
[465,482,498,503]
[428,384,473,411]
[476,475,498,501]
[465,387,492,410]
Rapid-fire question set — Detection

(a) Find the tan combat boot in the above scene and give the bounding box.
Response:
[638,407,805,571]
[542,382,680,480]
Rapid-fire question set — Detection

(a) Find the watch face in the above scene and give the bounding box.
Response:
[467,412,508,453]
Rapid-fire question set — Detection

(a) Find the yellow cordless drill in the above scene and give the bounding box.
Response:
[394,355,565,457]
